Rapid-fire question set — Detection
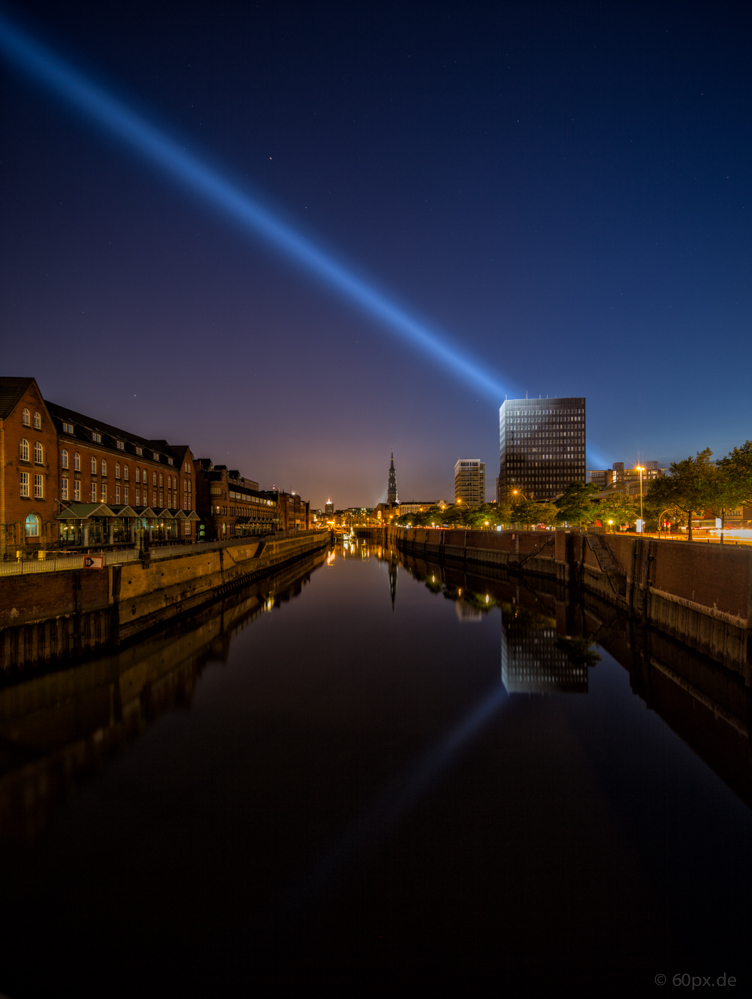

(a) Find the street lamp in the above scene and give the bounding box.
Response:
[635,466,645,527]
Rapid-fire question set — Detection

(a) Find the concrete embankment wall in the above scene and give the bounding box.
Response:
[361,526,752,672]
[0,531,330,669]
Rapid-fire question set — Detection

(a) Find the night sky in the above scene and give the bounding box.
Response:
[2,1,750,508]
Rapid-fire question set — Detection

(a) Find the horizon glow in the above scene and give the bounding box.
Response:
[0,10,609,469]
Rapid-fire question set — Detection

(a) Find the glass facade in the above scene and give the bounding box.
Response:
[499,397,586,501]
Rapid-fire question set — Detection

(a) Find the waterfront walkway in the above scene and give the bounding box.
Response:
[0,529,319,576]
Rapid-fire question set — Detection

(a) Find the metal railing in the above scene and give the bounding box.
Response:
[0,548,142,575]
[0,528,329,576]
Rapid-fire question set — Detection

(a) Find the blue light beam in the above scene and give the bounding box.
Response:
[0,11,515,402]
[299,679,509,902]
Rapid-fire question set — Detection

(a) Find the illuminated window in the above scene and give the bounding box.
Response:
[91,457,97,474]
[101,459,107,477]
[34,442,44,463]
[115,463,120,478]
[116,440,125,450]
[90,483,97,502]
[101,484,107,503]
[61,478,69,501]
[33,412,41,429]
[20,471,29,497]
[34,474,44,499]
[74,452,80,471]
[62,449,69,469]
[19,438,29,461]
[22,408,30,426]
[25,513,41,537]
[124,465,129,480]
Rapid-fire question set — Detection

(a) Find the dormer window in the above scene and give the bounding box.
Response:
[116,441,125,451]
[167,457,174,465]
[153,451,159,460]
[92,431,101,443]
[135,446,143,456]
[62,421,74,434]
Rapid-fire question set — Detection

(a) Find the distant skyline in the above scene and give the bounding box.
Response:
[2,1,750,507]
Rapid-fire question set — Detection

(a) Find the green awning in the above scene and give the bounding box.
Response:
[56,503,117,520]
[133,507,158,518]
[108,505,138,517]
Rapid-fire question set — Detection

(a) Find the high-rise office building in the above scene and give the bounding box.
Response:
[498,397,586,502]
[454,458,485,507]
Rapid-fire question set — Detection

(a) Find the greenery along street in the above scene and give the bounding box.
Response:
[394,440,752,535]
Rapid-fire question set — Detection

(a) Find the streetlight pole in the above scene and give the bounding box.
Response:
[636,466,644,528]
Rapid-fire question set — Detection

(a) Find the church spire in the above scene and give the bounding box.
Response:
[387,449,398,505]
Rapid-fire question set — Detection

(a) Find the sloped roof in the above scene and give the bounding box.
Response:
[0,377,35,420]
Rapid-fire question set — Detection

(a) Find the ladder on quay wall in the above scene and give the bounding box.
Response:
[507,534,556,569]
[585,534,627,597]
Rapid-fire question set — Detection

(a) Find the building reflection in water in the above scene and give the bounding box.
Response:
[500,606,596,694]
[0,548,327,845]
[390,538,751,810]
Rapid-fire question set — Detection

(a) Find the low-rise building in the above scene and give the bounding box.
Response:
[264,489,310,532]
[194,461,278,540]
[590,461,664,497]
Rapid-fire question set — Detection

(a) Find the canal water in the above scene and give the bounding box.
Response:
[0,539,749,997]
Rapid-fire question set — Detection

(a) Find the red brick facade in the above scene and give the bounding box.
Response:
[1,378,198,554]
[0,379,59,553]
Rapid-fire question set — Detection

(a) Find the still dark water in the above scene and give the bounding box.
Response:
[0,539,750,997]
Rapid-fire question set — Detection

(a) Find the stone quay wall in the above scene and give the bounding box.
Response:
[0,530,330,670]
[360,526,752,673]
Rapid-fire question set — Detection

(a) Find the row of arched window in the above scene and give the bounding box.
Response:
[21,408,42,429]
[19,439,44,463]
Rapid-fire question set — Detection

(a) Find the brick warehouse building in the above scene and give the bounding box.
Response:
[194,460,280,540]
[0,377,200,556]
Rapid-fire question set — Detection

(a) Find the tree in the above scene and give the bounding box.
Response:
[464,502,506,530]
[645,449,715,542]
[595,492,639,531]
[511,498,558,528]
[715,441,752,537]
[554,482,599,528]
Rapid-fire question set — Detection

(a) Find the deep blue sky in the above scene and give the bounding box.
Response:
[2,1,750,507]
